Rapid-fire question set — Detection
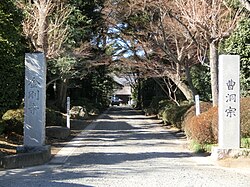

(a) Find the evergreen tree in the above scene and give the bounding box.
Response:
[0,0,26,111]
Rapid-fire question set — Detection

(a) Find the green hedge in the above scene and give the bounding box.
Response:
[2,109,24,135]
[144,96,175,116]
[1,108,66,135]
[161,104,193,129]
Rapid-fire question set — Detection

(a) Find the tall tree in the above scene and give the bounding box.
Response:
[17,0,71,58]
[103,0,198,103]
[175,0,243,106]
[50,0,110,110]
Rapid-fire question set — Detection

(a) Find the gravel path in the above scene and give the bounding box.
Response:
[0,107,250,187]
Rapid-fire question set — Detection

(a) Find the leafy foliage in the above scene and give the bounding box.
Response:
[48,56,87,82]
[190,64,212,101]
[221,18,250,96]
[144,96,175,116]
[1,108,67,135]
[2,109,24,135]
[161,104,193,129]
[67,0,105,46]
[75,65,116,109]
[88,66,116,108]
[0,0,26,111]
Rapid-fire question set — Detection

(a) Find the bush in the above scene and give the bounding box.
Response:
[158,100,176,117]
[241,138,250,149]
[182,102,212,131]
[144,96,175,116]
[46,108,66,126]
[184,107,218,145]
[240,97,250,138]
[2,109,24,135]
[1,108,66,135]
[184,97,250,146]
[162,104,193,129]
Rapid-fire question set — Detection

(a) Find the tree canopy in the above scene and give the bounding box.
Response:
[0,0,249,112]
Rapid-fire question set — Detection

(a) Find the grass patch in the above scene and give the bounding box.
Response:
[189,140,215,153]
[241,138,250,148]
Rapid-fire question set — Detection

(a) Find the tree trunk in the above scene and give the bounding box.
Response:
[174,79,194,102]
[167,72,194,102]
[210,41,219,106]
[209,1,219,106]
[136,78,142,109]
[36,0,49,54]
[135,70,142,109]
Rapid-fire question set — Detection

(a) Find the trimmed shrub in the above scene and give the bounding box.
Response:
[1,108,66,135]
[184,97,250,146]
[144,96,167,115]
[162,104,193,128]
[185,107,218,145]
[2,109,24,135]
[158,100,176,117]
[240,97,250,138]
[144,96,175,116]
[182,102,212,131]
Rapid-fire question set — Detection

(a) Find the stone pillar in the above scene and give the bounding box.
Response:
[218,55,240,149]
[24,53,46,147]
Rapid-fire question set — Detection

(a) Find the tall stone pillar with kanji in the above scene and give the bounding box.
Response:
[24,53,46,147]
[218,55,240,148]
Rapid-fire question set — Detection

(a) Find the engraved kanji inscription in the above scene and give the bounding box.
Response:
[28,102,39,114]
[226,79,236,90]
[226,94,236,102]
[28,90,40,100]
[225,106,236,118]
[28,77,41,88]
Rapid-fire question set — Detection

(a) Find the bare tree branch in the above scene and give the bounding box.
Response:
[238,0,250,11]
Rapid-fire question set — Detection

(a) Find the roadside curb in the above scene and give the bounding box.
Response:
[0,145,51,169]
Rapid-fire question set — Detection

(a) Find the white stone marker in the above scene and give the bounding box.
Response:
[195,95,200,116]
[24,53,46,147]
[67,97,70,129]
[218,55,240,149]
